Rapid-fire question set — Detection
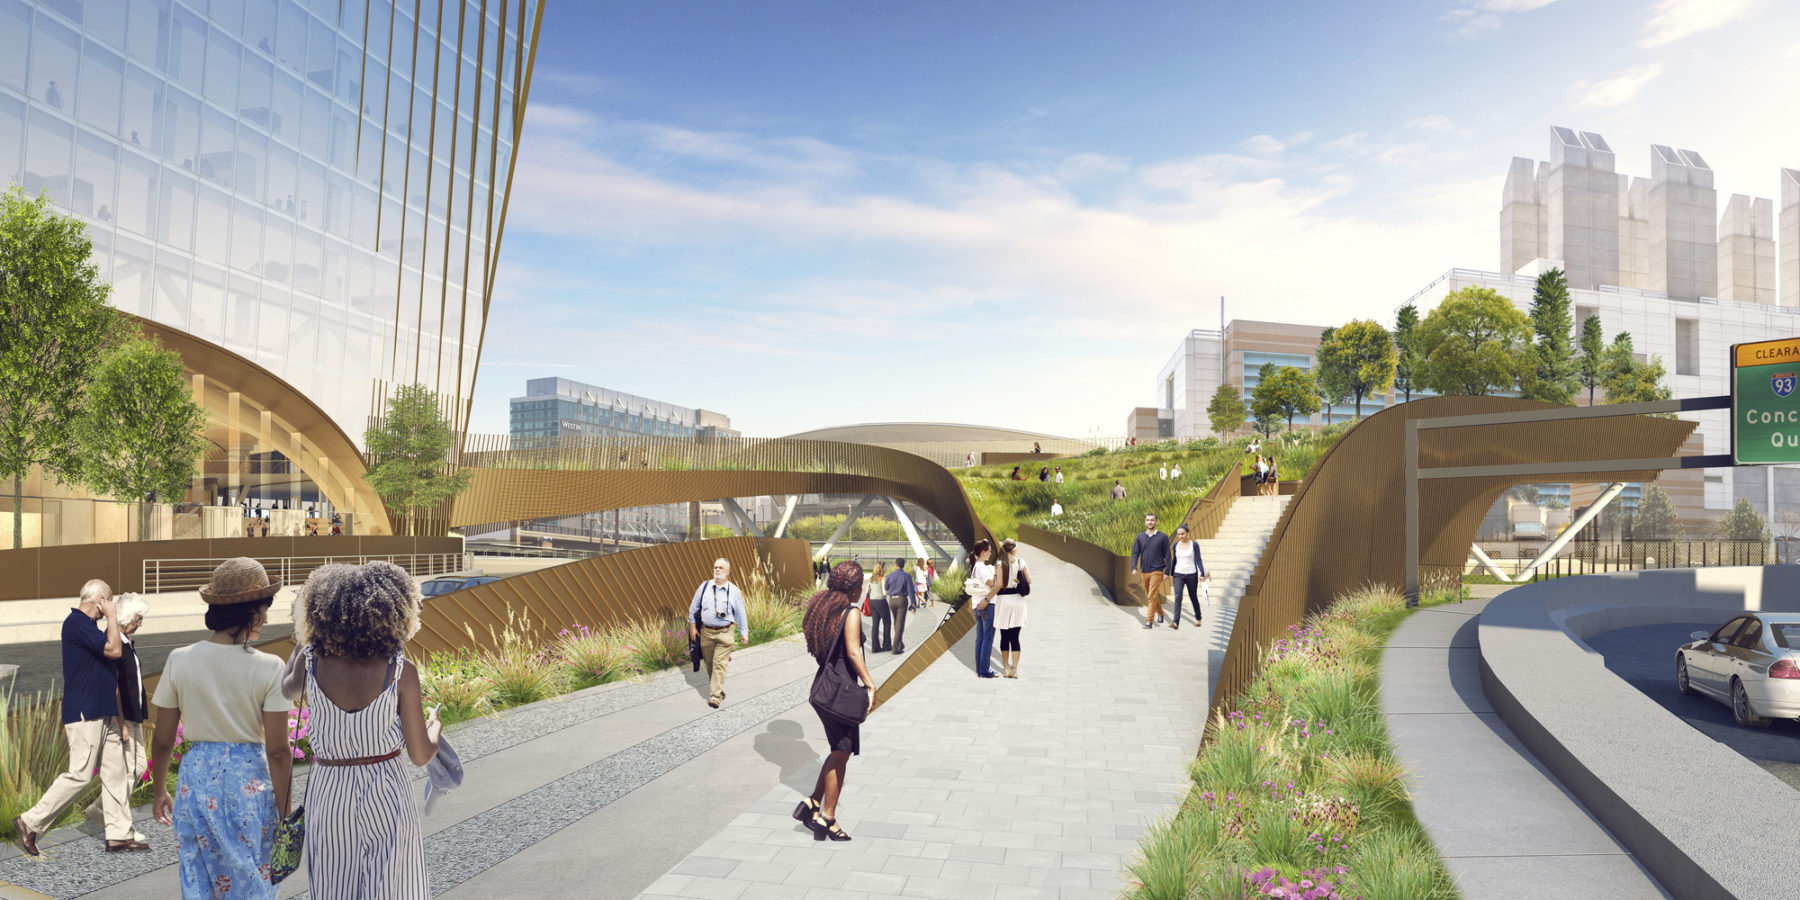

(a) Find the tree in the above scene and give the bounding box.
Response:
[1718,496,1769,543]
[77,333,207,541]
[0,187,123,548]
[1523,268,1577,405]
[363,383,475,536]
[1315,319,1397,418]
[1578,314,1605,404]
[1415,286,1533,396]
[1393,303,1421,403]
[1601,332,1672,405]
[1633,484,1682,541]
[1249,363,1282,437]
[1205,383,1247,436]
[1253,364,1322,432]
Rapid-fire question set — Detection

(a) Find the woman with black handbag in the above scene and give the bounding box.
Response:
[796,561,877,842]
[994,538,1031,678]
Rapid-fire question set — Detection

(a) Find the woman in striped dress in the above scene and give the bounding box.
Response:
[281,562,440,899]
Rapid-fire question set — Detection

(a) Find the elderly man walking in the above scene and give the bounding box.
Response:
[688,558,749,709]
[12,579,144,855]
[884,558,915,655]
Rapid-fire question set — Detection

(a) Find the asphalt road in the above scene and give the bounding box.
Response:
[1587,622,1800,790]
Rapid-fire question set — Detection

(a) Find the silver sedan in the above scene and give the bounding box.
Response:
[1676,613,1800,727]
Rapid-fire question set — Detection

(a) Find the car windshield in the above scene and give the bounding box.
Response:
[1773,624,1800,649]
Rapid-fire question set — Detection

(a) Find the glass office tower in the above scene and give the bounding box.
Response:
[0,0,544,442]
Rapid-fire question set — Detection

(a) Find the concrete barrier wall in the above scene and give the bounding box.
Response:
[1480,568,1800,900]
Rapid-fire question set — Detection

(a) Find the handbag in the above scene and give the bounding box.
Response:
[809,610,869,725]
[269,802,305,884]
[861,595,871,616]
[1017,570,1031,597]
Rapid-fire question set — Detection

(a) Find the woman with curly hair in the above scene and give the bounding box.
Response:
[794,561,876,842]
[279,562,440,899]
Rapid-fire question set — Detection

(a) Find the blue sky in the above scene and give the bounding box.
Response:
[469,0,1799,439]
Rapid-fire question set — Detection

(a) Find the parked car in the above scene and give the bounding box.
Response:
[420,575,501,597]
[1676,613,1800,727]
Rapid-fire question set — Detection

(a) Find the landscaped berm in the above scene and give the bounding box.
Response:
[1128,586,1463,900]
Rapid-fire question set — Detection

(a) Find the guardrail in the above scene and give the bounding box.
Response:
[1184,461,1242,540]
[142,552,471,595]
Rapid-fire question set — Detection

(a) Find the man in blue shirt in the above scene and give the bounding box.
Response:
[688,558,749,709]
[884,559,915,655]
[1130,514,1173,629]
[13,579,138,856]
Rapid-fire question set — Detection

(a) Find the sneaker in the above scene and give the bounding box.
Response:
[1142,621,1153,629]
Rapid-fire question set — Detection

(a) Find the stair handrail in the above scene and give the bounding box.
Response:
[1183,460,1244,541]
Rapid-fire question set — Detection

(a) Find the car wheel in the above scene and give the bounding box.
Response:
[1676,655,1697,696]
[1731,678,1771,728]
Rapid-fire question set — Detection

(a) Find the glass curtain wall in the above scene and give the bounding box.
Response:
[0,0,544,444]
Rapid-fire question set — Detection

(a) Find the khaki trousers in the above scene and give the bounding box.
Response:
[1139,570,1167,623]
[700,627,735,704]
[23,717,136,841]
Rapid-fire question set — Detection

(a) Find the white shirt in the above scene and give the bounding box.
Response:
[970,560,995,608]
[1256,459,1268,474]
[1050,501,1063,516]
[1159,466,1168,479]
[1054,472,1063,483]
[1171,466,1182,478]
[1173,540,1202,575]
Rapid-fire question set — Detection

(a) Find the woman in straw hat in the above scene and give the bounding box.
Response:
[278,562,439,899]
[150,557,293,900]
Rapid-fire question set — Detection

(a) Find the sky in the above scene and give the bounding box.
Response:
[467,0,1800,440]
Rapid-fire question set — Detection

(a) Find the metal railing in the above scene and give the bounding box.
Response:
[142,552,471,595]
[1183,460,1243,540]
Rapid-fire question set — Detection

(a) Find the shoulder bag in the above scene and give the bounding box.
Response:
[809,610,868,725]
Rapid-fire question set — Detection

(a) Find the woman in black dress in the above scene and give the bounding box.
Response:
[795,562,877,841]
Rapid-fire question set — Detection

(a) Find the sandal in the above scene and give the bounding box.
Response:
[809,812,851,842]
[793,797,819,822]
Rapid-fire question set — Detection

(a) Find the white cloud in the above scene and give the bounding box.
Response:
[1641,0,1761,48]
[1241,134,1288,156]
[1571,64,1665,108]
[1407,115,1457,134]
[1476,0,1561,11]
[1443,0,1563,38]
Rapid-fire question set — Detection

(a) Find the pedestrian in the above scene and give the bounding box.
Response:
[83,593,152,845]
[687,558,748,709]
[925,559,938,608]
[12,579,137,856]
[1033,442,1041,454]
[796,561,876,842]
[149,558,293,899]
[866,563,891,653]
[994,539,1031,678]
[912,557,930,611]
[279,562,440,899]
[1009,465,1022,481]
[1159,464,1168,480]
[1255,454,1269,492]
[1038,466,1049,482]
[965,452,974,468]
[1171,463,1183,479]
[1169,525,1207,630]
[1050,499,1063,517]
[968,540,1000,678]
[1246,438,1261,455]
[1053,466,1063,484]
[1131,514,1172,629]
[885,558,914,654]
[1266,457,1280,496]
[1111,480,1127,500]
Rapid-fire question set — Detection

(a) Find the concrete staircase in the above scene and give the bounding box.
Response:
[1193,494,1291,607]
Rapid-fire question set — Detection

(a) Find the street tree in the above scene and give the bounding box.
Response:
[1252,364,1322,432]
[1601,332,1672,405]
[1415,286,1533,396]
[363,383,474,536]
[1523,268,1577,404]
[1316,318,1397,418]
[1249,363,1282,437]
[1718,496,1769,543]
[78,333,207,541]
[1393,303,1421,403]
[1634,484,1682,541]
[0,187,123,548]
[1205,383,1247,436]
[1578,314,1605,404]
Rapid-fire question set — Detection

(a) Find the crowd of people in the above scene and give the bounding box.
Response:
[14,557,452,898]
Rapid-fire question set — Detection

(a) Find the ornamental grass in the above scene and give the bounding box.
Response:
[1124,586,1459,900]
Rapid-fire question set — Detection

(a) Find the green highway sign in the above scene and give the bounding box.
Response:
[1733,337,1800,464]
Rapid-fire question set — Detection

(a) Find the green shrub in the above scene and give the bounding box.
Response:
[479,629,571,708]
[553,627,630,687]
[421,650,493,724]
[616,617,690,674]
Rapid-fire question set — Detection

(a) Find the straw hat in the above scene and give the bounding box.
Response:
[199,557,282,605]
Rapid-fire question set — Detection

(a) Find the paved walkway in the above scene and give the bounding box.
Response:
[1380,597,1668,899]
[2,544,1216,899]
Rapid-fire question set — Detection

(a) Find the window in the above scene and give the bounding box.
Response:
[31,15,80,113]
[156,168,195,250]
[194,184,230,264]
[229,199,261,271]
[1710,617,1749,644]
[1773,624,1800,650]
[73,129,117,220]
[1675,318,1698,376]
[167,4,205,93]
[160,86,200,169]
[271,70,301,144]
[120,64,162,153]
[78,41,124,135]
[0,0,28,92]
[238,52,273,129]
[244,0,276,57]
[25,109,74,206]
[0,93,24,185]
[1732,618,1765,650]
[116,149,157,234]
[204,25,239,111]
[111,232,152,315]
[123,0,169,70]
[275,0,307,73]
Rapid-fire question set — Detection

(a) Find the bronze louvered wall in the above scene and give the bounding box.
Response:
[1208,396,1698,733]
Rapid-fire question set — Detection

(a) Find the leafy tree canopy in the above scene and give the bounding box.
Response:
[78,332,207,540]
[1316,318,1396,418]
[1633,484,1682,541]
[1719,496,1769,543]
[364,383,474,535]
[1252,364,1322,432]
[1415,286,1533,397]
[1205,383,1247,437]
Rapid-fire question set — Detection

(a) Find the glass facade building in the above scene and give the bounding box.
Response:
[509,377,738,441]
[0,0,545,443]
